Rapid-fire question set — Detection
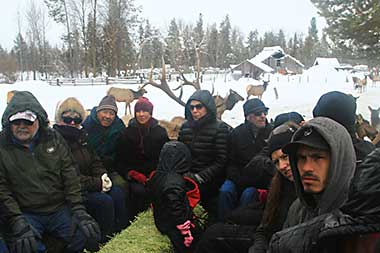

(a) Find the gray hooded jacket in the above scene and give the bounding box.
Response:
[283,117,356,228]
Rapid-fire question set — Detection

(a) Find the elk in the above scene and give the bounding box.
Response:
[213,89,244,119]
[352,76,367,93]
[368,106,380,132]
[369,73,380,87]
[158,116,185,140]
[6,90,17,104]
[142,57,213,107]
[246,80,269,100]
[107,87,147,115]
[355,114,378,141]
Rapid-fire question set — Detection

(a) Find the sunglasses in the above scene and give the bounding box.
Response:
[190,104,204,111]
[253,111,268,117]
[11,119,35,126]
[62,116,82,124]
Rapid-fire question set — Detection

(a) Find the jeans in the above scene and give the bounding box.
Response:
[127,181,150,221]
[86,186,128,242]
[0,240,8,253]
[23,206,86,253]
[218,180,256,221]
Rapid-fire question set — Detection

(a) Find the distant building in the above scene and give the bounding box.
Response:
[231,46,304,79]
[313,57,340,68]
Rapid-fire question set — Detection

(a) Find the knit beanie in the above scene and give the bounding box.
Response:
[135,97,153,115]
[312,91,356,130]
[243,98,269,117]
[273,112,304,129]
[268,124,296,155]
[55,97,86,123]
[96,95,118,113]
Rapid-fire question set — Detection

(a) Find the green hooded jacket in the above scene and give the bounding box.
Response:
[0,91,84,220]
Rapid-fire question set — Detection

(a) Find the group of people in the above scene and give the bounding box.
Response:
[0,88,379,253]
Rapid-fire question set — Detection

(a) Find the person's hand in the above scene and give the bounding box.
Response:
[176,220,194,247]
[73,209,101,241]
[101,173,112,192]
[128,170,147,185]
[10,216,40,253]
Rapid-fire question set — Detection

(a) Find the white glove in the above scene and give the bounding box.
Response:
[101,173,112,192]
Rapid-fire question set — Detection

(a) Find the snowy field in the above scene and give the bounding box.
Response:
[0,65,379,128]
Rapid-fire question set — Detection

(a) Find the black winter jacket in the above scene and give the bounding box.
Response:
[149,141,195,233]
[53,124,106,192]
[253,173,296,252]
[178,90,230,184]
[227,120,273,189]
[115,118,169,178]
[269,148,380,253]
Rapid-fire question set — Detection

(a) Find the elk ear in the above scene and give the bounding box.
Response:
[369,106,373,111]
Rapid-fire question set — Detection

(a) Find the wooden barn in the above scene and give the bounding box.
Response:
[232,46,304,79]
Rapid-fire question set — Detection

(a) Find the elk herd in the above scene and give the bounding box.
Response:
[6,73,380,143]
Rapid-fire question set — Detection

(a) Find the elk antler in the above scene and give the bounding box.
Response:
[143,57,186,106]
[176,46,202,91]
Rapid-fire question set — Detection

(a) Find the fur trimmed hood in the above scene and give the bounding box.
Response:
[55,97,86,123]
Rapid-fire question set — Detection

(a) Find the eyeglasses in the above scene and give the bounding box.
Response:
[253,111,268,117]
[11,119,35,126]
[62,116,82,124]
[190,104,204,111]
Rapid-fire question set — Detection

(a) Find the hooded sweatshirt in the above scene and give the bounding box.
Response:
[283,117,356,228]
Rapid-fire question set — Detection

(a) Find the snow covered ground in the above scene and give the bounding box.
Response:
[0,65,379,128]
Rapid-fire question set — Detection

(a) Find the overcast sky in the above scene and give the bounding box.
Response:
[0,0,325,50]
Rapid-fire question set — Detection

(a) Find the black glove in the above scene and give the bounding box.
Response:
[10,216,39,253]
[73,209,101,241]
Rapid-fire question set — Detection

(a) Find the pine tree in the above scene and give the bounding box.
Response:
[311,0,380,60]
[277,29,287,50]
[165,18,183,69]
[206,24,218,67]
[302,17,320,67]
[217,15,232,68]
[246,30,260,58]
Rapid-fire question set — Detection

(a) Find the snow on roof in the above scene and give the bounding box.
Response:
[247,59,274,72]
[285,54,305,67]
[251,46,285,63]
[313,57,340,67]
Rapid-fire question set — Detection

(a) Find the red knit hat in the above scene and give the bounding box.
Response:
[135,97,153,115]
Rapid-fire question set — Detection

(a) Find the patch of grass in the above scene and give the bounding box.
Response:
[98,206,207,253]
[98,208,172,253]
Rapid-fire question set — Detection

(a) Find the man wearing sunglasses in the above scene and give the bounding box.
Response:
[0,91,100,253]
[219,98,273,221]
[178,90,230,222]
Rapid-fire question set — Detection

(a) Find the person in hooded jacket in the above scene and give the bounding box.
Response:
[194,123,297,253]
[313,91,374,164]
[178,90,230,221]
[53,97,128,243]
[277,117,356,229]
[269,145,380,253]
[0,91,100,253]
[219,98,273,221]
[149,141,202,253]
[115,97,169,220]
[82,95,126,189]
